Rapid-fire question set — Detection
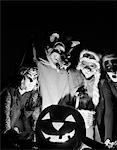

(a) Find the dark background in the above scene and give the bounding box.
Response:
[1,1,117,91]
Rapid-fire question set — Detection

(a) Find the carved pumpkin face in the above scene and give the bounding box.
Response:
[36,105,86,150]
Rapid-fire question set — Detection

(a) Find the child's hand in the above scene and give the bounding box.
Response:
[14,127,20,134]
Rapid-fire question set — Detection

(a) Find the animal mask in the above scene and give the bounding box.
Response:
[46,32,80,70]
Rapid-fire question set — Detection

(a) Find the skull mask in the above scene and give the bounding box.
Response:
[77,50,100,79]
[103,54,117,82]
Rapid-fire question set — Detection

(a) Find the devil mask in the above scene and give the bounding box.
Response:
[35,105,86,150]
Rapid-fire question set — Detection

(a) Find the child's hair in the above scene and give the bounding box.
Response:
[16,66,38,87]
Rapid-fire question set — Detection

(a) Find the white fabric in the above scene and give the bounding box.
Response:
[80,125,101,150]
[37,59,83,110]
[78,110,95,129]
[37,60,69,110]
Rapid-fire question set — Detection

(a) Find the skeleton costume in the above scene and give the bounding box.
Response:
[102,53,117,141]
[76,50,101,149]
[37,32,81,110]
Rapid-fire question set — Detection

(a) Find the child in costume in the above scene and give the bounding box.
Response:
[1,67,41,148]
[75,50,103,149]
[102,53,117,142]
[36,32,81,110]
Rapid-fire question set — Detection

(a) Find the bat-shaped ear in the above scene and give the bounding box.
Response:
[71,41,80,48]
[50,33,60,42]
[67,41,80,55]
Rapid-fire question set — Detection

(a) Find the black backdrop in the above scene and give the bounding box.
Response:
[1,1,117,90]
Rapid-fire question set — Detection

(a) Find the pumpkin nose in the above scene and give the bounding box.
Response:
[52,122,64,131]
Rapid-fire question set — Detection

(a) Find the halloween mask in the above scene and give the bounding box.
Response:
[47,42,70,70]
[46,32,80,70]
[103,54,117,82]
[20,67,38,92]
[36,105,86,150]
[77,50,100,79]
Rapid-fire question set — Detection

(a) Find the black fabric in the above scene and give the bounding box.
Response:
[77,85,95,111]
[105,80,117,141]
[97,79,117,141]
[1,87,41,141]
[1,129,33,149]
[58,94,76,108]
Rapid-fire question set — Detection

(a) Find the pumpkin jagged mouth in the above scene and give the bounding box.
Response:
[41,130,75,143]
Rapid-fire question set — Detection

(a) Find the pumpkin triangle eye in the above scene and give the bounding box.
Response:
[65,115,75,122]
[42,112,50,120]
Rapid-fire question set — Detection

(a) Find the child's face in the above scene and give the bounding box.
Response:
[24,70,38,92]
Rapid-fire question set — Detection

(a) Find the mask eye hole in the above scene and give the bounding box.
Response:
[26,75,33,82]
[29,77,33,82]
[65,115,75,122]
[83,53,95,59]
[42,113,50,120]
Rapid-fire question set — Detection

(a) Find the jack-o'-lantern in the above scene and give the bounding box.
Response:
[35,105,86,150]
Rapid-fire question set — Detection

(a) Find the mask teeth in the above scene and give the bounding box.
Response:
[112,75,116,78]
[68,135,71,140]
[59,135,62,139]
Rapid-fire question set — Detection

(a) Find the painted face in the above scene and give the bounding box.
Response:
[24,69,38,92]
[81,61,97,79]
[104,59,117,82]
[36,105,85,150]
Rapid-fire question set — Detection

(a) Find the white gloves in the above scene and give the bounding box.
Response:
[105,139,117,149]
